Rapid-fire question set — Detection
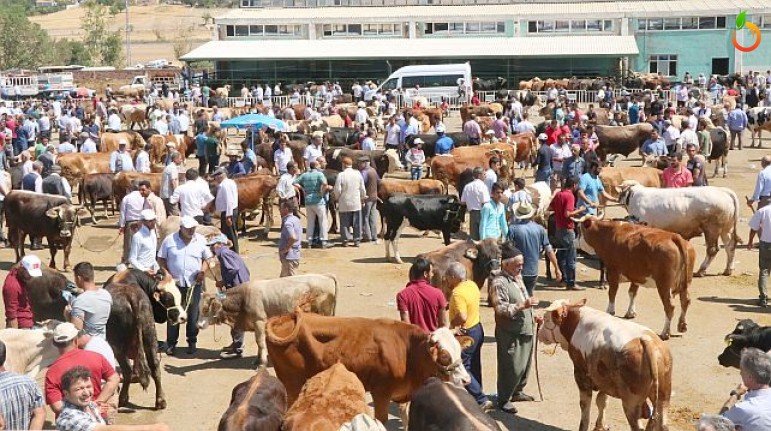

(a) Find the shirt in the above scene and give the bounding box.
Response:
[749,205,771,243]
[81,139,97,154]
[687,157,708,187]
[550,188,576,230]
[662,166,693,188]
[45,349,115,405]
[295,170,327,206]
[642,138,667,156]
[727,108,748,131]
[71,289,112,339]
[158,232,213,287]
[463,120,481,139]
[479,200,508,240]
[435,135,454,154]
[535,144,552,174]
[215,246,250,288]
[215,178,239,215]
[396,278,447,333]
[277,173,297,199]
[3,267,34,328]
[449,280,481,330]
[279,214,302,261]
[484,169,497,193]
[562,156,585,180]
[578,172,604,215]
[84,337,118,370]
[129,225,159,272]
[135,150,150,173]
[160,163,179,199]
[361,137,376,151]
[274,147,293,174]
[56,400,106,431]
[752,165,771,201]
[109,151,134,173]
[460,179,490,211]
[722,388,771,431]
[0,371,43,431]
[303,144,323,166]
[507,221,552,277]
[107,114,121,131]
[170,180,214,218]
[119,190,146,227]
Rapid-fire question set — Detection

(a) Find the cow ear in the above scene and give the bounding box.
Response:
[455,335,474,350]
[46,208,59,219]
[614,185,623,195]
[153,291,161,302]
[575,298,588,307]
[464,248,479,260]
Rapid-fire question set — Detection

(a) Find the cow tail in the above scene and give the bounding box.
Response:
[730,190,742,245]
[641,336,660,421]
[326,273,338,316]
[674,236,691,297]
[135,317,152,391]
[78,177,85,207]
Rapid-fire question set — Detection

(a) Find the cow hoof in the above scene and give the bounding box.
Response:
[155,399,167,410]
[678,321,688,333]
[694,271,706,278]
[593,426,610,431]
[659,332,671,341]
[624,312,637,319]
[722,269,733,276]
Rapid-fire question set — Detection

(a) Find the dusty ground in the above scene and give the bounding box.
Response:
[2,112,771,430]
[30,5,223,65]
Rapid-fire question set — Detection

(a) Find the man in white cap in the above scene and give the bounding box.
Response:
[355,101,368,128]
[128,209,160,274]
[304,131,324,169]
[160,151,182,217]
[109,139,134,173]
[435,124,454,155]
[67,262,112,339]
[460,167,490,241]
[207,234,250,359]
[213,167,239,253]
[158,216,213,355]
[2,255,42,329]
[169,168,214,224]
[533,133,552,183]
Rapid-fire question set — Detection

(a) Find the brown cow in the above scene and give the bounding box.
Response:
[101,131,145,153]
[57,153,111,186]
[459,104,503,124]
[218,370,286,431]
[575,217,695,339]
[508,132,536,169]
[112,172,163,206]
[431,144,514,190]
[230,174,278,237]
[599,167,662,203]
[419,239,501,300]
[266,310,472,424]
[282,363,370,431]
[254,141,308,172]
[538,299,672,431]
[595,123,655,160]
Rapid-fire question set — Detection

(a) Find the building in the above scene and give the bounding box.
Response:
[181,0,771,86]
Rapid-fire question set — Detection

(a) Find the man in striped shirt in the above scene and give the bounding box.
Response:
[0,340,46,430]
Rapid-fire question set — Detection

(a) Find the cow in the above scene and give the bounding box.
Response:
[4,191,84,271]
[594,123,655,161]
[112,172,164,206]
[747,106,771,147]
[508,132,537,169]
[325,148,398,179]
[419,239,501,300]
[197,273,338,366]
[408,377,502,431]
[120,104,148,129]
[430,145,514,191]
[473,77,507,92]
[218,370,286,431]
[324,127,361,147]
[23,266,74,321]
[459,104,503,124]
[0,324,59,378]
[377,178,446,236]
[707,126,729,178]
[79,173,115,223]
[599,167,662,203]
[265,309,472,424]
[101,131,145,152]
[381,194,466,264]
[525,181,554,226]
[574,217,695,339]
[538,299,672,431]
[617,181,740,277]
[254,141,308,172]
[283,363,371,431]
[718,319,771,368]
[57,153,112,186]
[226,174,278,238]
[405,132,472,158]
[104,269,187,325]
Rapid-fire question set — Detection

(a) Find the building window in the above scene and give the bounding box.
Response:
[555,20,569,32]
[225,24,300,37]
[424,21,504,35]
[638,16,727,31]
[323,23,401,37]
[664,18,680,30]
[649,54,677,77]
[528,19,615,33]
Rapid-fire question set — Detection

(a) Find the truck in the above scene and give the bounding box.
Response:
[115,71,181,97]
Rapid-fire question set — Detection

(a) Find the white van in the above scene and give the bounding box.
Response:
[365,63,471,102]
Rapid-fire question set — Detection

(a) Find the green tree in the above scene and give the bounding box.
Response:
[81,0,123,67]
[0,7,57,69]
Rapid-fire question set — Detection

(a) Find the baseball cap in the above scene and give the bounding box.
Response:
[53,322,79,343]
[118,139,128,146]
[537,133,548,141]
[140,209,156,221]
[435,124,446,133]
[180,216,199,229]
[311,131,324,139]
[206,234,229,246]
[213,167,227,177]
[21,255,42,277]
[413,138,425,144]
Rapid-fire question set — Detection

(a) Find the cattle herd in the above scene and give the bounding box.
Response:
[0,75,769,431]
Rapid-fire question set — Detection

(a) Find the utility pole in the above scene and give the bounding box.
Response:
[125,0,131,67]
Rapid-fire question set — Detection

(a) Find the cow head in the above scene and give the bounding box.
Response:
[45,204,84,238]
[718,319,762,368]
[443,196,466,233]
[153,269,187,324]
[428,327,472,387]
[538,298,587,350]
[197,292,226,330]
[464,239,501,278]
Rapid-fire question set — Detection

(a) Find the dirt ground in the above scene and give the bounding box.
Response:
[2,113,771,430]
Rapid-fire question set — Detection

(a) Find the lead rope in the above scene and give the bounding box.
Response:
[74,226,122,253]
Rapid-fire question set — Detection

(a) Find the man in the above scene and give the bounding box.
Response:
[278,199,302,277]
[109,140,134,173]
[359,156,380,243]
[160,151,181,217]
[37,144,56,178]
[719,348,771,429]
[0,340,45,430]
[205,130,220,174]
[195,128,208,177]
[577,161,616,215]
[226,152,246,177]
[549,176,587,291]
[273,138,293,176]
[562,144,585,180]
[727,103,749,150]
[277,162,298,205]
[464,114,482,145]
[2,255,42,329]
[697,119,713,160]
[752,156,771,210]
[447,262,492,411]
[550,133,572,185]
[397,257,447,332]
[698,415,735,431]
[22,161,43,194]
[128,209,160,274]
[106,109,122,133]
[294,159,331,249]
[507,202,561,296]
[686,143,708,187]
[304,132,324,168]
[361,129,376,151]
[484,157,500,193]
[662,152,694,188]
[434,124,454,155]
[208,234,250,359]
[135,143,151,173]
[641,129,667,163]
[492,111,509,140]
[67,262,112,339]
[42,165,72,202]
[480,182,508,241]
[333,157,366,247]
[748,201,771,307]
[663,120,681,156]
[679,122,699,150]
[55,366,168,431]
[491,242,539,414]
[533,133,552,183]
[461,167,490,241]
[45,323,119,417]
[515,112,535,135]
[119,180,154,264]
[169,169,214,223]
[213,167,239,253]
[158,216,213,356]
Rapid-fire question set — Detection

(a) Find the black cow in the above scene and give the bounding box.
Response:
[519,90,538,108]
[9,165,23,189]
[381,194,466,264]
[4,190,84,271]
[22,266,76,321]
[104,269,187,325]
[408,377,501,431]
[80,173,115,223]
[324,148,391,179]
[473,77,507,92]
[324,127,360,147]
[718,319,771,368]
[138,128,160,144]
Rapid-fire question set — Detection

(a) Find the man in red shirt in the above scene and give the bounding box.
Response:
[549,176,587,290]
[2,255,43,329]
[44,322,119,419]
[662,151,694,188]
[396,257,448,332]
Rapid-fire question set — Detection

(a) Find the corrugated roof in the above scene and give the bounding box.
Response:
[215,0,771,22]
[180,35,639,60]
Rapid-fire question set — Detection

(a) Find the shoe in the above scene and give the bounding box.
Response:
[341,241,348,247]
[479,400,495,412]
[353,241,360,247]
[165,346,177,356]
[220,350,243,359]
[498,401,518,414]
[567,285,586,291]
[186,344,197,355]
[321,242,333,249]
[510,392,535,402]
[310,243,322,249]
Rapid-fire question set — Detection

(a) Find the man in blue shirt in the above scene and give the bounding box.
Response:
[641,129,667,162]
[278,199,302,277]
[727,104,748,150]
[577,161,616,214]
[294,160,332,249]
[506,201,560,296]
[195,130,208,177]
[628,101,640,125]
[533,134,552,183]
[208,234,250,359]
[435,125,454,155]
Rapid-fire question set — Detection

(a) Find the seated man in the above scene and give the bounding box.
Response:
[720,347,771,431]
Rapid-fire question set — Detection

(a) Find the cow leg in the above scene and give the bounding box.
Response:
[254,320,268,367]
[399,402,410,430]
[722,156,728,178]
[621,399,644,431]
[63,239,72,272]
[578,388,593,431]
[116,353,132,408]
[712,158,719,178]
[696,233,719,277]
[143,323,166,410]
[655,282,675,341]
[677,285,691,334]
[624,283,640,319]
[48,237,58,270]
[594,392,609,431]
[393,219,408,264]
[720,230,736,276]
[606,270,621,316]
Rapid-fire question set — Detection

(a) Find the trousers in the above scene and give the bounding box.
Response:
[305,204,327,243]
[462,323,488,404]
[361,201,379,242]
[495,328,533,405]
[758,241,771,301]
[339,210,361,243]
[166,283,202,347]
[220,209,240,253]
[556,228,577,287]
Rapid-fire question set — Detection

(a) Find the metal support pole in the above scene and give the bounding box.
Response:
[125,0,131,67]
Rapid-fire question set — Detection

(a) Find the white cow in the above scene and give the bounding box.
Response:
[747,107,771,147]
[525,180,554,225]
[0,323,59,378]
[617,181,739,276]
[197,273,338,366]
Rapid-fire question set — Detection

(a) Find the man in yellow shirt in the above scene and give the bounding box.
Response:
[448,262,493,411]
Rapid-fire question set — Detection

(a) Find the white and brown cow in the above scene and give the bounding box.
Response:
[538,299,672,431]
[197,274,338,366]
[747,106,771,147]
[575,217,695,339]
[0,322,59,378]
